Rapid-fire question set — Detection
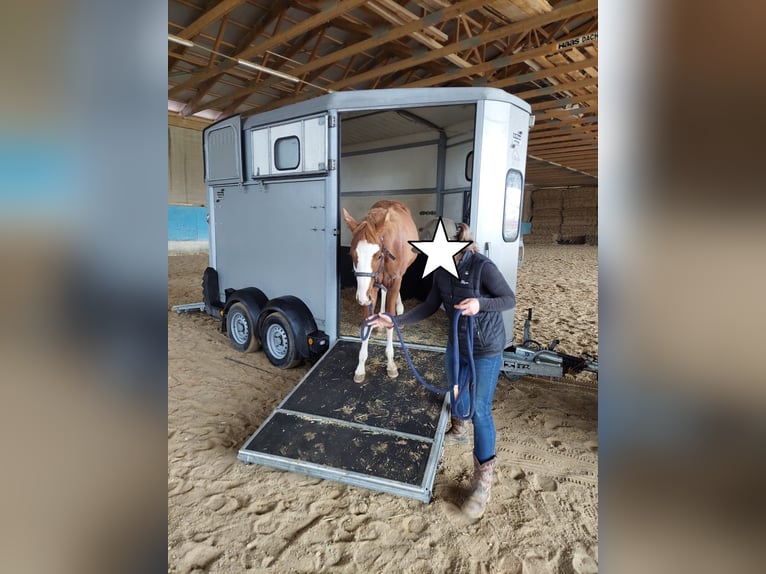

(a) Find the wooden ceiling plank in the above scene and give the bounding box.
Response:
[532,124,597,140]
[516,76,597,99]
[324,0,597,92]
[531,93,596,112]
[208,14,230,66]
[236,0,369,61]
[189,23,325,117]
[398,38,596,90]
[169,0,293,97]
[364,0,473,68]
[177,0,246,41]
[531,141,597,153]
[496,55,596,88]
[213,0,596,111]
[200,0,489,111]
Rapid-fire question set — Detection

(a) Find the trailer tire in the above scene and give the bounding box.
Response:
[262,312,300,369]
[226,302,261,353]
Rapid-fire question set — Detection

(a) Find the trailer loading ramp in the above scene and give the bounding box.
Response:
[238,339,450,502]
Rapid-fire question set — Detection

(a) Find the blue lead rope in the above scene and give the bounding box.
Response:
[360,310,477,420]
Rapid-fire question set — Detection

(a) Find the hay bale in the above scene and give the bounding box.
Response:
[562,207,598,219]
[533,188,564,202]
[533,207,564,220]
[562,188,598,209]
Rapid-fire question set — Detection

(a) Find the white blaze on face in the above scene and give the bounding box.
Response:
[354,240,380,305]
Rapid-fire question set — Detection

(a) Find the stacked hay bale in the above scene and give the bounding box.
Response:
[523,187,598,245]
[560,187,598,244]
[525,188,563,244]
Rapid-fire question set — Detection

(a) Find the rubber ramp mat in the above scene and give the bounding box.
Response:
[238,339,449,502]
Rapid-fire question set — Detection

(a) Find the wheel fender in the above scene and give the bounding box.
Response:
[223,287,269,332]
[258,296,317,359]
[202,267,222,317]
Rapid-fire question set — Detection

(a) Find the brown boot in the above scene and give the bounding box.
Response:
[444,416,470,445]
[462,455,495,519]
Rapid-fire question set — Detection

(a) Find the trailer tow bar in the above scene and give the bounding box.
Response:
[501,308,598,381]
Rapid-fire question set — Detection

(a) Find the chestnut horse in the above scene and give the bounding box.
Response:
[342,200,419,383]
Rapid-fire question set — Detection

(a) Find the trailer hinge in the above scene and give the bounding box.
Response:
[328,159,336,171]
[328,115,336,128]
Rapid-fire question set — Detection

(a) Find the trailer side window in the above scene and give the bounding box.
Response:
[503,169,523,242]
[274,136,300,170]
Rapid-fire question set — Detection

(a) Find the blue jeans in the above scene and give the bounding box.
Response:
[446,343,503,463]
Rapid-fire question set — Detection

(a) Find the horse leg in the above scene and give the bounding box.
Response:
[354,335,368,383]
[385,326,398,378]
[395,292,404,315]
[385,284,401,379]
[376,289,387,334]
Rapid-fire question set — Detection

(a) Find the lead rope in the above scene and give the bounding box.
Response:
[360,310,477,420]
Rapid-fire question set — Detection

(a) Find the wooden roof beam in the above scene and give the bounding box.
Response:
[200,0,490,112]
[242,0,597,114]
[175,0,245,41]
[321,0,597,92]
[516,76,597,99]
[363,0,473,69]
[170,0,368,98]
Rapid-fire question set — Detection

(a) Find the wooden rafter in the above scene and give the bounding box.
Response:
[197,0,489,113]
[312,0,596,92]
[247,0,597,114]
[400,45,597,89]
[168,1,599,184]
[170,0,368,98]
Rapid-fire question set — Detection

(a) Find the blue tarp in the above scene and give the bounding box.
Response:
[168,205,208,241]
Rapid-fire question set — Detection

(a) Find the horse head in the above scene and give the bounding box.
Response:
[342,208,389,307]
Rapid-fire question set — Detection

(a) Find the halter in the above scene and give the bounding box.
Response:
[353,239,397,292]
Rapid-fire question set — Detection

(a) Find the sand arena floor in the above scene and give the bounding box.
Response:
[168,244,598,573]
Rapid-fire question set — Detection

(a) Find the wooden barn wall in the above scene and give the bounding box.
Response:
[168,125,205,206]
[523,187,598,244]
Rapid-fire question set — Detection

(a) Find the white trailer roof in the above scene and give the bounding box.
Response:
[239,87,530,130]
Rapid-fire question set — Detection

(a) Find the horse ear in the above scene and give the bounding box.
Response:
[342,208,358,231]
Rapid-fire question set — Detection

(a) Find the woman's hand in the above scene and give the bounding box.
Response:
[454,298,480,316]
[366,313,394,329]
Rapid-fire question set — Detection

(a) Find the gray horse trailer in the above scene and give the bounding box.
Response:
[200,87,541,501]
[202,87,531,363]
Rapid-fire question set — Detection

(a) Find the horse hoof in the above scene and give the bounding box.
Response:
[354,373,365,384]
[387,368,399,379]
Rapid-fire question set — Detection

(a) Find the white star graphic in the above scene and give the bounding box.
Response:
[409,218,471,279]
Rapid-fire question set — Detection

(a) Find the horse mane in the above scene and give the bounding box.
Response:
[353,208,389,245]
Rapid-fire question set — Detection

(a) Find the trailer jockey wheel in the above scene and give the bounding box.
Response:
[262,312,300,369]
[226,302,261,353]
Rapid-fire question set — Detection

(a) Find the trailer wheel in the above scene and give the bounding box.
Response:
[226,302,261,353]
[262,312,300,368]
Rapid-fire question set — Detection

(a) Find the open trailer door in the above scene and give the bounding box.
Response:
[238,339,449,502]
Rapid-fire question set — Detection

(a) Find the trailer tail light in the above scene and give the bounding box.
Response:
[307,331,329,356]
[503,169,523,242]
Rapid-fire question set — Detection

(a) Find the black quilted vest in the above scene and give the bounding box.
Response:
[435,251,506,358]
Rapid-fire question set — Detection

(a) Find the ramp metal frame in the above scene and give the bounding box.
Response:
[171,302,205,313]
[238,339,449,503]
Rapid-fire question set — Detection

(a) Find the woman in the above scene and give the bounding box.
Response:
[367,219,515,519]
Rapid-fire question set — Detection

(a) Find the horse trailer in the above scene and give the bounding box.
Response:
[194,87,593,501]
[202,87,531,357]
